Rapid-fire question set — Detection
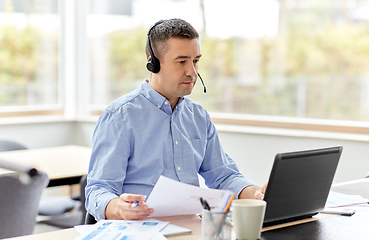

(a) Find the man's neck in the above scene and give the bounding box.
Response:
[147,78,179,111]
[169,98,180,111]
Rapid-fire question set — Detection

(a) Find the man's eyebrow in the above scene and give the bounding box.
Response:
[175,54,202,60]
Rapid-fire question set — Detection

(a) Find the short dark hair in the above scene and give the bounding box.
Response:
[145,18,199,60]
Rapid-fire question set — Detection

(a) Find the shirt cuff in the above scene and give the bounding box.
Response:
[94,191,119,221]
[229,178,256,199]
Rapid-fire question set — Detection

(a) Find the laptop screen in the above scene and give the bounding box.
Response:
[263,146,343,227]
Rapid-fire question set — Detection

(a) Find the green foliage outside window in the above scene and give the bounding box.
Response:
[0,24,36,105]
[0,23,58,106]
[101,18,369,121]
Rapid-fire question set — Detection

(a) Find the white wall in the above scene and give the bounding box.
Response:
[1,119,368,185]
[0,120,77,148]
[217,128,369,185]
[0,118,95,149]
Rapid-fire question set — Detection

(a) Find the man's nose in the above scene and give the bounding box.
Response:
[186,63,197,77]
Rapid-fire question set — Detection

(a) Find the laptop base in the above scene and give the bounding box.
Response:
[263,212,317,228]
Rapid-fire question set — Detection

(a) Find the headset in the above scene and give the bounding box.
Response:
[146,20,163,74]
[146,20,207,93]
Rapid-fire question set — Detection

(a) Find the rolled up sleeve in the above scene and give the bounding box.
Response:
[85,108,131,220]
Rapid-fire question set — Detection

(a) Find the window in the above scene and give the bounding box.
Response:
[1,0,368,131]
[0,0,61,113]
[86,0,369,124]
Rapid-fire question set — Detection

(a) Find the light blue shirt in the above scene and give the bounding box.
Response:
[86,80,255,220]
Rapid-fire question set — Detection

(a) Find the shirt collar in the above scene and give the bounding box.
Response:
[139,80,185,113]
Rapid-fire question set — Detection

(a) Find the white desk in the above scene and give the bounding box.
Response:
[2,174,369,239]
[5,215,202,240]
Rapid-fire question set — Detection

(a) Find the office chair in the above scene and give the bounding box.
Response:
[84,175,97,225]
[39,174,88,228]
[0,140,78,217]
[0,171,49,238]
[85,212,97,224]
[0,139,27,152]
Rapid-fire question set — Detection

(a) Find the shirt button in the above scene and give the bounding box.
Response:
[177,166,181,171]
[175,140,178,145]
[165,101,168,105]
[157,105,160,108]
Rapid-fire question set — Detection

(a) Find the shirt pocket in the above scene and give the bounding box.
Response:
[190,138,206,171]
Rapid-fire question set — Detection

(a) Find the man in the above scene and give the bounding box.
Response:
[86,18,266,221]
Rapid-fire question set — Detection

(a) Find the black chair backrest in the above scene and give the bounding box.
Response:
[80,174,97,224]
[85,212,97,224]
[79,174,88,224]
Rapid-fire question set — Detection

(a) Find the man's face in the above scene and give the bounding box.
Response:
[150,37,201,103]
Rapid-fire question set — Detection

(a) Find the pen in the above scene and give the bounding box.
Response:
[131,195,146,208]
[200,197,211,210]
[214,193,235,237]
[200,197,218,233]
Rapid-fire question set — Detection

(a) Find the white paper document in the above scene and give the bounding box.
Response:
[75,221,191,238]
[73,219,169,240]
[325,191,369,208]
[146,175,234,217]
[151,219,191,236]
[331,178,369,199]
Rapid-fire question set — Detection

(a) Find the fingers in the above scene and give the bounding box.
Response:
[120,193,146,204]
[119,205,154,220]
[254,183,268,200]
[254,190,264,200]
[117,193,154,220]
[261,182,268,193]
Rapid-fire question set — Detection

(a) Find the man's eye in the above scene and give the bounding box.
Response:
[178,60,185,64]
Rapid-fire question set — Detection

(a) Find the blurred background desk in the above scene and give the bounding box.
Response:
[0,145,91,187]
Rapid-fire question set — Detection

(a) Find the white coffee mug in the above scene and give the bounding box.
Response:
[231,199,266,240]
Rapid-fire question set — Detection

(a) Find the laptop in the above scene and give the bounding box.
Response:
[263,146,343,227]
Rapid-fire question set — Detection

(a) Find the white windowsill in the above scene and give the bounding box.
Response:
[0,115,72,125]
[215,124,369,143]
[0,114,368,143]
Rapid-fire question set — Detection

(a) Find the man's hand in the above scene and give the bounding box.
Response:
[254,183,267,200]
[239,183,268,200]
[105,193,154,220]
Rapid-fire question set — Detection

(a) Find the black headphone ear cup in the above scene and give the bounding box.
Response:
[146,57,160,73]
[146,59,156,73]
